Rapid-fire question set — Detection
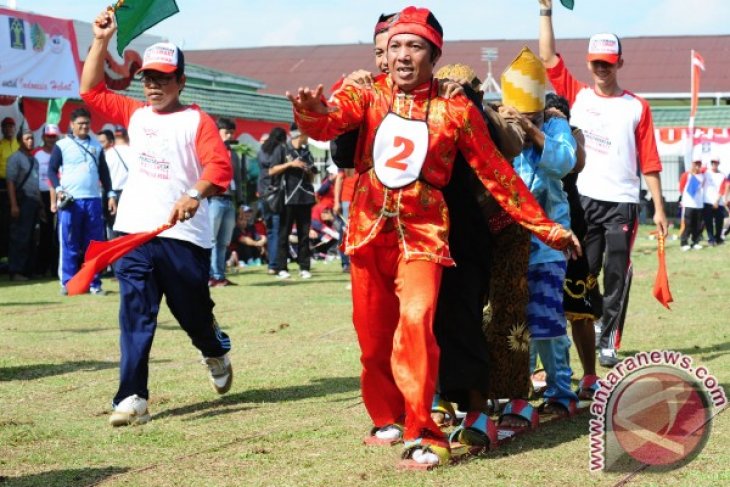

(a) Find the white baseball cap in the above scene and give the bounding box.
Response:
[137,42,185,74]
[587,33,622,64]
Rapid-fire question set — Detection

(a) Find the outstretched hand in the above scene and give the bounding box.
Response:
[286,85,327,114]
[539,0,553,8]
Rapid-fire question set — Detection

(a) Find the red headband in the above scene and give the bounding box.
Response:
[388,6,443,51]
[374,20,390,36]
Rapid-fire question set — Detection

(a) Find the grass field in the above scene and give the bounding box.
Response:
[1,227,728,487]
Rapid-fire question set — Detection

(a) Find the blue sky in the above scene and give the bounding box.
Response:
[15,0,730,49]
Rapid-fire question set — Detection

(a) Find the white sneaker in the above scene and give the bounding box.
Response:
[374,424,403,441]
[202,354,233,394]
[299,270,312,279]
[276,270,291,279]
[692,244,703,250]
[109,394,151,427]
[681,245,691,251]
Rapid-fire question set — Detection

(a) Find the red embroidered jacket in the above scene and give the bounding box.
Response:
[294,76,571,265]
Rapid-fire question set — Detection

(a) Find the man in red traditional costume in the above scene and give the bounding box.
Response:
[287,6,579,467]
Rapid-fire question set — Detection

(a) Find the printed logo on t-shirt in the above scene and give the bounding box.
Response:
[139,152,170,180]
[584,130,612,155]
[138,129,172,180]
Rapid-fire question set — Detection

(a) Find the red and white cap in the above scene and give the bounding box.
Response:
[43,124,60,136]
[586,33,622,64]
[137,42,184,74]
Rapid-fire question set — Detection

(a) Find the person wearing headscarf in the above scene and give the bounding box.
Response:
[288,7,580,467]
[497,47,580,429]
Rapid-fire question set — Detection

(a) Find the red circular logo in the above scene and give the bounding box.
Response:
[610,368,711,467]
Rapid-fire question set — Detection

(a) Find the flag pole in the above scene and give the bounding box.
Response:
[686,49,695,171]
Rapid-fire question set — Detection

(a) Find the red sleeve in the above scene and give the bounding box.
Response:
[545,55,587,107]
[294,83,370,141]
[456,101,572,250]
[678,172,688,193]
[195,109,232,192]
[80,81,143,127]
[721,178,729,195]
[635,97,662,174]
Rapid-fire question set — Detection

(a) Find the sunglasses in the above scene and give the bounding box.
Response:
[140,73,177,86]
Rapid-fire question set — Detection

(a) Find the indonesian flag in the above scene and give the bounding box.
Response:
[652,234,674,309]
[66,223,172,295]
[690,50,705,124]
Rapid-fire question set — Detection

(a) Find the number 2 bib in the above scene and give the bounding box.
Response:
[372,112,429,189]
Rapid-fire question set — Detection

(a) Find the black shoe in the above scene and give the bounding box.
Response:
[599,348,619,368]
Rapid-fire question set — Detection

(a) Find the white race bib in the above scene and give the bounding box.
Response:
[372,113,429,189]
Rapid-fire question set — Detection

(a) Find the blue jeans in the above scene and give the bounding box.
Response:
[259,200,280,270]
[208,196,236,280]
[530,336,579,402]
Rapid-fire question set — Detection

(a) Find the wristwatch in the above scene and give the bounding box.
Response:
[185,188,201,201]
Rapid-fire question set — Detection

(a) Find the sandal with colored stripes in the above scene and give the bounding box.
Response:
[498,399,539,433]
[449,411,498,453]
[576,375,600,400]
[398,431,451,470]
[538,397,578,418]
[431,393,457,428]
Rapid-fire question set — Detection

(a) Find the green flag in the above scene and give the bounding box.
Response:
[560,0,575,9]
[114,0,180,56]
[46,98,67,125]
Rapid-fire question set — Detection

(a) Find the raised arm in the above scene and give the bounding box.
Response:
[458,102,580,255]
[81,10,117,94]
[80,11,141,124]
[538,0,559,68]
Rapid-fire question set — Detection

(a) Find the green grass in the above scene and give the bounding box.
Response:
[0,227,728,487]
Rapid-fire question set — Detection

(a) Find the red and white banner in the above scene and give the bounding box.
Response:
[657,127,730,175]
[0,8,81,98]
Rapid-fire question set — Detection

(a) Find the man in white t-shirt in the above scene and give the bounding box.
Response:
[97,129,129,197]
[703,159,728,245]
[97,128,130,237]
[679,160,705,250]
[81,10,234,427]
[538,0,668,368]
[33,123,60,276]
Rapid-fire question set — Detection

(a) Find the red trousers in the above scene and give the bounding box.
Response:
[350,231,443,441]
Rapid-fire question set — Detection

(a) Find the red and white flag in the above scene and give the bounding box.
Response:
[690,50,705,124]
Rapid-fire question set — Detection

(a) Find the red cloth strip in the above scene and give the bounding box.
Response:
[66,223,173,296]
[652,234,673,309]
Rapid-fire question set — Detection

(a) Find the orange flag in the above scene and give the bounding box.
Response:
[652,233,674,309]
[66,223,173,296]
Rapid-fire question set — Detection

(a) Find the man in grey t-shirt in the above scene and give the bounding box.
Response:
[6,129,41,280]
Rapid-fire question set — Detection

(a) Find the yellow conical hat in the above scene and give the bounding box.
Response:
[435,63,480,90]
[501,46,546,113]
[435,63,477,83]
